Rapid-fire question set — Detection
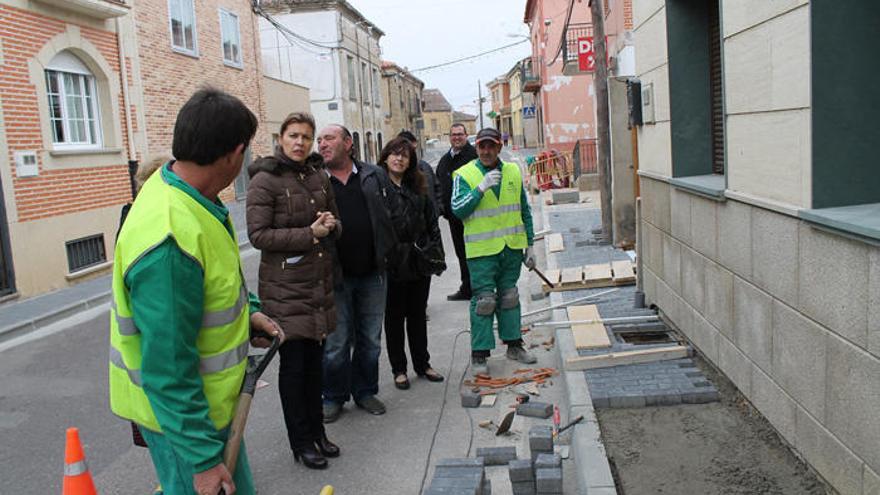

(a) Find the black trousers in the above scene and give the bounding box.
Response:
[278,338,325,451]
[447,216,471,296]
[385,276,432,375]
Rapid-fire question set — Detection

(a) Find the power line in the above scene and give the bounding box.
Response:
[409,39,529,74]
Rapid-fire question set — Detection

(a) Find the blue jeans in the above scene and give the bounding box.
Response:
[323,271,387,404]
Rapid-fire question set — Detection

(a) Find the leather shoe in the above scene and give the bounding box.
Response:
[322,401,342,424]
[417,368,445,382]
[316,433,340,458]
[394,373,410,390]
[446,289,471,301]
[355,395,386,415]
[293,446,328,470]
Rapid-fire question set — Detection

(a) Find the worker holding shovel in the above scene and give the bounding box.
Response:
[109,88,282,495]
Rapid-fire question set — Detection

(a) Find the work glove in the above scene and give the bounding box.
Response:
[524,246,536,269]
[477,169,502,193]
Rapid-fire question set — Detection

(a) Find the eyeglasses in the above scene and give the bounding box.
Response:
[450,132,466,137]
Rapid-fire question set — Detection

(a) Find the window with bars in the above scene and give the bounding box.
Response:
[45,52,101,149]
[169,0,197,55]
[347,56,357,100]
[66,234,106,273]
[219,9,242,68]
[666,0,725,179]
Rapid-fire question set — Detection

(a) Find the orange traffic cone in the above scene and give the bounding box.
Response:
[63,427,97,495]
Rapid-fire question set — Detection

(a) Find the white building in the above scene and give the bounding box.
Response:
[258,0,385,162]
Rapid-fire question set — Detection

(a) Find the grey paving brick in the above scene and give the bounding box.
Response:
[511,480,537,495]
[609,394,646,408]
[432,469,484,485]
[534,453,562,471]
[427,476,480,494]
[535,467,563,493]
[436,458,486,469]
[508,459,534,482]
[681,389,720,404]
[476,446,518,466]
[481,478,491,495]
[461,390,481,408]
[528,425,554,452]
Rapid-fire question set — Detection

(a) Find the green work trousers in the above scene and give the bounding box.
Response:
[140,427,254,495]
[467,247,524,351]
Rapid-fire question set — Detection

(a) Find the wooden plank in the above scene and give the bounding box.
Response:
[567,305,611,350]
[583,263,613,282]
[560,267,583,285]
[611,260,636,285]
[547,233,564,252]
[565,345,689,371]
[541,269,561,291]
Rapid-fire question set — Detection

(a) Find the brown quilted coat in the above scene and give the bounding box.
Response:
[246,150,341,341]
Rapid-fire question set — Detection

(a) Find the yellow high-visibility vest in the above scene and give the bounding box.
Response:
[454,160,527,258]
[109,171,249,432]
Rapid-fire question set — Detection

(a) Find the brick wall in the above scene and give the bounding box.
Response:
[0,4,132,222]
[134,0,271,161]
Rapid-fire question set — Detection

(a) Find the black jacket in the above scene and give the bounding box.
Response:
[417,159,443,217]
[346,160,396,273]
[435,142,478,220]
[386,182,445,282]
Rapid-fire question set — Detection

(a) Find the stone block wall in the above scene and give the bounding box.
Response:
[640,176,880,495]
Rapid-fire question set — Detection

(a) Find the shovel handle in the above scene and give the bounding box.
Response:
[223,392,254,474]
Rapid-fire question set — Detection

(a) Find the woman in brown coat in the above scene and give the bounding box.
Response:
[246,112,341,470]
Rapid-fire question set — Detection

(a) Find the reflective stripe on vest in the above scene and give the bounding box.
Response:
[112,285,248,335]
[109,170,249,433]
[454,161,528,258]
[109,341,249,386]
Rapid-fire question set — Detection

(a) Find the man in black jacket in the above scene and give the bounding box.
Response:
[436,123,478,301]
[318,124,395,422]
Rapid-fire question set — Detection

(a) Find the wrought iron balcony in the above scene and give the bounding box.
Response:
[34,0,129,19]
[561,23,594,72]
[521,59,541,93]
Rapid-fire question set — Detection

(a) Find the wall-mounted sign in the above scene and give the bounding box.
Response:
[522,106,536,119]
[577,36,609,72]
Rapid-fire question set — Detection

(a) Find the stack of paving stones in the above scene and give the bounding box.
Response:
[547,208,720,409]
[507,426,562,494]
[534,453,563,494]
[425,458,490,495]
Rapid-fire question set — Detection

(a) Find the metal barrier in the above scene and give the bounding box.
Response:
[528,150,574,191]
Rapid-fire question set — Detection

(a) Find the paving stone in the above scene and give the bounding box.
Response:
[461,389,481,408]
[516,401,553,419]
[528,425,554,452]
[511,480,537,495]
[481,478,491,495]
[534,453,562,471]
[426,475,480,494]
[476,446,518,466]
[508,459,534,482]
[436,458,485,469]
[432,468,484,485]
[535,467,563,493]
[681,389,720,404]
[551,190,579,204]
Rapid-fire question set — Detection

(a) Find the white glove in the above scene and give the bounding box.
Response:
[477,169,502,193]
[524,246,536,269]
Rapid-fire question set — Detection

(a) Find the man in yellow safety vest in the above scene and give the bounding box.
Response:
[451,128,537,375]
[110,88,283,495]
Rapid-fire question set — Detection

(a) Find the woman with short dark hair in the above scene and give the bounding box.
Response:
[246,112,341,470]
[378,137,447,390]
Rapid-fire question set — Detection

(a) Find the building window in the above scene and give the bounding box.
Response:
[666,0,725,178]
[45,52,102,149]
[219,9,242,68]
[66,234,106,273]
[399,83,404,109]
[372,68,381,107]
[361,62,369,104]
[431,119,437,131]
[347,56,357,101]
[169,0,197,55]
[352,132,361,161]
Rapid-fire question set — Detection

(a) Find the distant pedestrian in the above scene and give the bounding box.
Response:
[436,123,478,301]
[246,112,341,470]
[502,131,510,147]
[318,124,395,422]
[110,87,283,495]
[451,128,537,376]
[378,137,446,390]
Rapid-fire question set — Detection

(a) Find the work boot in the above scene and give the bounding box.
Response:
[322,401,342,424]
[471,355,489,376]
[506,344,537,364]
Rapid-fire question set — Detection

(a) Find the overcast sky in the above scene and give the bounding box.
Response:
[352,0,533,116]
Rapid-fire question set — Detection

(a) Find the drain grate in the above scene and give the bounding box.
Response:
[617,331,675,345]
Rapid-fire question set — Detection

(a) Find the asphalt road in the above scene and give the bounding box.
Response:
[0,145,567,495]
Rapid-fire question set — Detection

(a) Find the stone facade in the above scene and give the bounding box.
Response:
[380,61,423,147]
[635,2,880,493]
